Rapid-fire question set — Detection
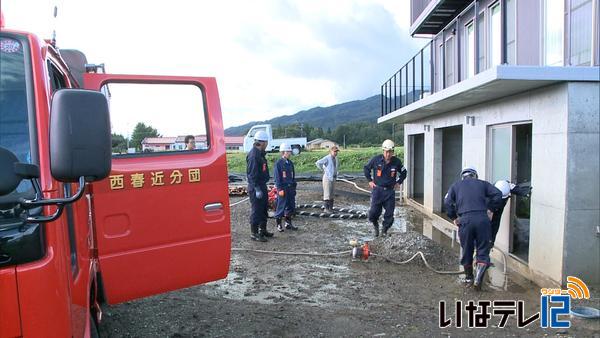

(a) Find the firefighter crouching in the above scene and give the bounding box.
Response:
[364,139,407,237]
[246,130,274,242]
[274,143,298,232]
[444,167,503,289]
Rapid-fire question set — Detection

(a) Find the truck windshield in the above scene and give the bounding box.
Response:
[0,35,33,194]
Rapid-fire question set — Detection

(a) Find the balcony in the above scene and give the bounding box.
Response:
[380,42,432,118]
[411,0,471,36]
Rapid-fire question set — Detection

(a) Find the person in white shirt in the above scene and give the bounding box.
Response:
[315,145,339,213]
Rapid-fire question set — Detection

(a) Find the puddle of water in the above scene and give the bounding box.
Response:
[412,217,459,252]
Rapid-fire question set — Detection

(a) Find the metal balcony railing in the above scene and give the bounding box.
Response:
[381,41,432,117]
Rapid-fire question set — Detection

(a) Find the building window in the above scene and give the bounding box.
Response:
[506,0,516,64]
[490,3,502,66]
[477,11,486,72]
[543,0,564,66]
[569,0,593,65]
[445,36,455,86]
[465,21,475,78]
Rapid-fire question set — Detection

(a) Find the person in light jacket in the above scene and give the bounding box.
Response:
[315,145,339,213]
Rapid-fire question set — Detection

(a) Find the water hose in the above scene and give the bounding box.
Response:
[231,248,352,257]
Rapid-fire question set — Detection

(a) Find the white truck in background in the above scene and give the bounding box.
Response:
[243,124,307,155]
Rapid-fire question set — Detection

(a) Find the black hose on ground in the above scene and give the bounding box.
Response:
[295,204,367,219]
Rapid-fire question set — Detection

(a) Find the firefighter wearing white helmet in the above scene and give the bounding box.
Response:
[246,130,273,242]
[488,180,531,248]
[253,130,269,142]
[363,139,407,237]
[444,166,503,290]
[382,139,395,151]
[274,143,298,232]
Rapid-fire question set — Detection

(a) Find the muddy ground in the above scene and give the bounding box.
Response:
[99,180,599,337]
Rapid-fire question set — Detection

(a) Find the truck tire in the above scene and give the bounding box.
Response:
[291,146,301,155]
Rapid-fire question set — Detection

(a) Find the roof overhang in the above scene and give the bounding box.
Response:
[378,66,600,124]
[410,0,471,36]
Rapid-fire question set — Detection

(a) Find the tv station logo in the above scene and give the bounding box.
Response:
[439,276,590,329]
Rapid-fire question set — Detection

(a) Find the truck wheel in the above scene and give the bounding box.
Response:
[292,146,301,155]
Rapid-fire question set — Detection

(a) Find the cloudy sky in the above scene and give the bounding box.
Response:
[2,0,425,130]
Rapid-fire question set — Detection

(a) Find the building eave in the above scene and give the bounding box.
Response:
[378,65,600,124]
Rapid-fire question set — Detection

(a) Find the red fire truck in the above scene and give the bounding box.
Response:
[0,15,231,337]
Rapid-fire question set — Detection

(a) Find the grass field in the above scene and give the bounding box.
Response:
[227,147,404,174]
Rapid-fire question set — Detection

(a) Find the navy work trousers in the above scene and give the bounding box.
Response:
[458,212,492,266]
[249,183,268,226]
[368,186,396,227]
[274,186,296,218]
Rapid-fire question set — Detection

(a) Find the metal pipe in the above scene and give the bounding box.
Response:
[501,0,507,64]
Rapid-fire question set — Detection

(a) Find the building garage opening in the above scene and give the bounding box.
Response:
[441,126,463,213]
[410,134,425,204]
[511,123,532,261]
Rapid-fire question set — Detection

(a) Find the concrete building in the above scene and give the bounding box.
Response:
[380,0,599,287]
[225,136,245,151]
[141,137,177,152]
[307,138,337,150]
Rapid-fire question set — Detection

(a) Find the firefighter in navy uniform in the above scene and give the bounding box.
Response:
[444,167,503,289]
[364,139,407,237]
[274,143,298,232]
[246,130,274,242]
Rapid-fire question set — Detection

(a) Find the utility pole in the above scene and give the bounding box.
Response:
[392,123,396,143]
[343,134,346,149]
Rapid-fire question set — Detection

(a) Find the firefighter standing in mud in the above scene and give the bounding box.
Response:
[364,139,407,237]
[444,167,503,289]
[274,143,298,232]
[246,130,275,242]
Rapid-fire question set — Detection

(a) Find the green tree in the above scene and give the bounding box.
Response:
[130,122,159,151]
[111,133,128,154]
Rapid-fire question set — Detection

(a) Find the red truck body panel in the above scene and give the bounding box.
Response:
[0,28,231,337]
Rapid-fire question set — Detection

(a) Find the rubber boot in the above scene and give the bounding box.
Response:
[250,224,267,242]
[372,221,380,237]
[276,218,284,232]
[330,199,335,211]
[381,223,392,237]
[324,200,333,213]
[260,223,274,238]
[463,264,474,285]
[473,262,488,290]
[285,215,298,230]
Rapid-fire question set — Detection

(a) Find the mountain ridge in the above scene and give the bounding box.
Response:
[224,94,381,136]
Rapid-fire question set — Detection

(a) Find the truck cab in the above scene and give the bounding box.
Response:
[0,24,230,337]
[243,124,307,154]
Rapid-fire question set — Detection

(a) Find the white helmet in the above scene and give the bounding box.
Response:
[461,166,478,178]
[495,180,511,198]
[254,130,269,142]
[382,139,395,151]
[279,143,292,152]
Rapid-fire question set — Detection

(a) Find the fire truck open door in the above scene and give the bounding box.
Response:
[84,74,231,304]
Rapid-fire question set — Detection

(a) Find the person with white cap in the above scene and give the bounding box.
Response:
[315,144,340,213]
[364,139,407,237]
[444,166,503,289]
[246,130,274,242]
[274,143,298,232]
[488,180,532,247]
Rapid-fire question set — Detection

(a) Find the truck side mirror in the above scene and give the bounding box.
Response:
[50,89,111,182]
[0,147,22,195]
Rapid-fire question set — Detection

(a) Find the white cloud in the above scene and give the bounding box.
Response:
[2,0,422,130]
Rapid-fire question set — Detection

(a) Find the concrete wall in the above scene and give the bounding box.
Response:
[404,83,576,285]
[563,82,600,286]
